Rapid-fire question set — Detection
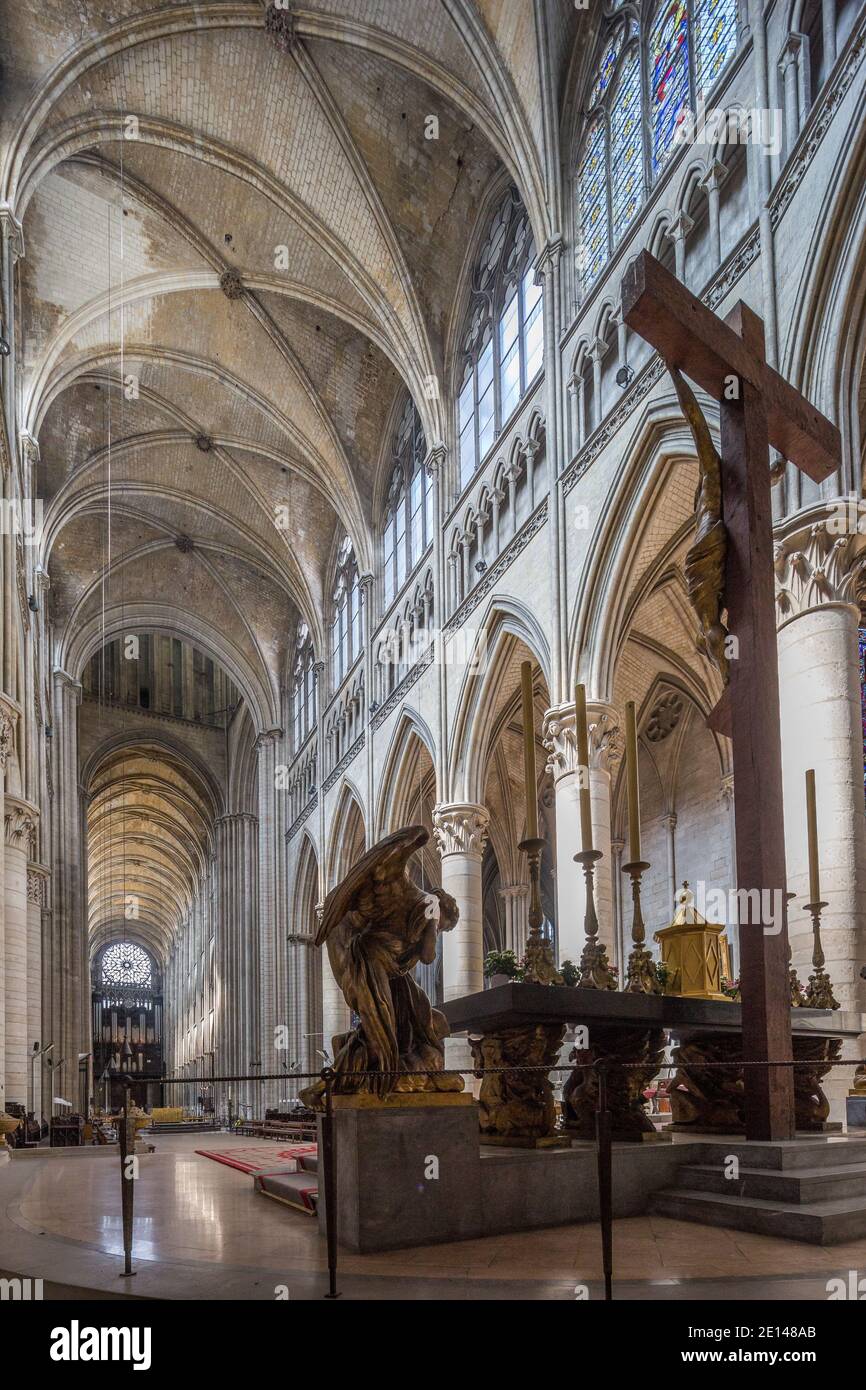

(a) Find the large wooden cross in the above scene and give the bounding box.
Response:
[621,251,840,1141]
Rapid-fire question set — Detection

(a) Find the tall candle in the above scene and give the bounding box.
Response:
[574,683,593,852]
[520,661,539,840]
[625,700,641,862]
[805,768,820,903]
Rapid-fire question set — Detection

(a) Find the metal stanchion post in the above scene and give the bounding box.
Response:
[119,1077,136,1278]
[320,1068,340,1300]
[595,1060,613,1302]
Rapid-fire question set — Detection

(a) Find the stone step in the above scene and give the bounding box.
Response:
[678,1161,866,1204]
[650,1187,866,1244]
[687,1137,866,1171]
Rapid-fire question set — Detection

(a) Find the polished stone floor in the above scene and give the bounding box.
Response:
[2,1133,866,1300]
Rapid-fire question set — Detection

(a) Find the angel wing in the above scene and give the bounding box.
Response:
[314,824,429,947]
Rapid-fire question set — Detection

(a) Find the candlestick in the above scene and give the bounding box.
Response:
[622,858,661,993]
[574,683,593,852]
[625,700,641,863]
[518,836,562,985]
[521,661,539,840]
[802,895,838,1010]
[805,769,820,905]
[575,848,617,989]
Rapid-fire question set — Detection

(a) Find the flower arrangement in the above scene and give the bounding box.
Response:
[721,975,741,1001]
[483,949,524,982]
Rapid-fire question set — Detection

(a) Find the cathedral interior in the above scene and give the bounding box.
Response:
[1,0,866,1323]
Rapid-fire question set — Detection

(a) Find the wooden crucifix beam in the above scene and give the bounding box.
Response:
[622,252,839,483]
[620,251,842,1143]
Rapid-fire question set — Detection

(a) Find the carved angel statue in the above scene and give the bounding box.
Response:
[300,826,464,1107]
[669,365,730,683]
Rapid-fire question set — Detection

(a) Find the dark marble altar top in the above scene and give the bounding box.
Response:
[442,982,863,1038]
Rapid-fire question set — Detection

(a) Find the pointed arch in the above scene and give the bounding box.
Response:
[446,599,551,804]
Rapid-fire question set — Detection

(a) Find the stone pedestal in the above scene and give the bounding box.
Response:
[316,1094,481,1253]
[847,1096,866,1129]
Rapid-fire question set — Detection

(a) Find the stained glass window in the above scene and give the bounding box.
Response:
[694,0,737,97]
[650,0,691,178]
[589,24,624,107]
[292,622,316,749]
[331,536,360,687]
[578,117,609,291]
[102,942,152,989]
[610,50,644,245]
[458,187,543,489]
[383,396,429,607]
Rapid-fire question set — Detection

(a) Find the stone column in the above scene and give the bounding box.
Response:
[255,726,284,1109]
[775,515,866,1106]
[432,803,489,1000]
[664,812,678,906]
[216,812,258,1114]
[543,700,621,968]
[499,883,529,958]
[822,0,836,70]
[700,161,727,266]
[780,35,803,160]
[668,212,694,283]
[4,799,37,1107]
[27,865,48,1115]
[319,901,350,1063]
[50,670,84,1108]
[589,337,606,432]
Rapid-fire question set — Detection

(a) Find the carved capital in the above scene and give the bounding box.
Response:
[0,207,24,260]
[700,160,728,195]
[668,212,694,243]
[432,802,490,859]
[542,701,621,780]
[255,726,283,752]
[423,443,446,479]
[5,797,38,852]
[774,506,866,624]
[533,234,564,284]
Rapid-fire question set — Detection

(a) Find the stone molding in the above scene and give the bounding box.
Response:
[774,510,866,626]
[432,802,490,859]
[542,701,622,780]
[322,732,364,793]
[771,9,866,229]
[0,701,17,771]
[27,862,50,906]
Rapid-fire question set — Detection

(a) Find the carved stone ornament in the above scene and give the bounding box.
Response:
[542,703,621,780]
[432,803,490,858]
[0,709,15,771]
[219,269,245,300]
[774,511,866,623]
[265,3,298,53]
[645,691,684,743]
[4,798,38,853]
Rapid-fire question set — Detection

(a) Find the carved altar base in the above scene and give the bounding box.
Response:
[469,1021,567,1147]
[562,1024,668,1142]
[668,1029,844,1134]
